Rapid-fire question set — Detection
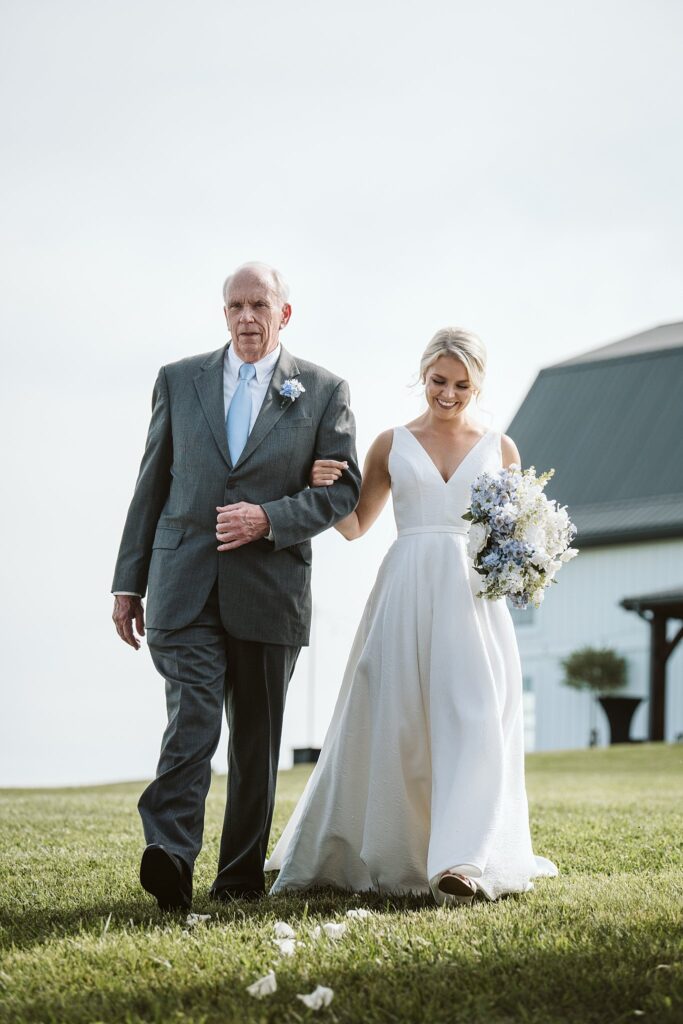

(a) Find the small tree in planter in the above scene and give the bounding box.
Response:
[561,647,638,745]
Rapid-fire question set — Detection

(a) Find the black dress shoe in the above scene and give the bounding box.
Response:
[209,885,265,903]
[140,844,192,911]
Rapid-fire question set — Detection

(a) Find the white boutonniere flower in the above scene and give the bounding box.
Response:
[280,377,306,407]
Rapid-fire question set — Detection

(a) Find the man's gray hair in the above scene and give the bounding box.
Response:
[222,262,290,307]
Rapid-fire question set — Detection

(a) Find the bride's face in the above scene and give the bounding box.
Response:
[424,355,476,419]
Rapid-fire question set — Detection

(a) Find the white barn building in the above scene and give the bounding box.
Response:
[507,323,683,750]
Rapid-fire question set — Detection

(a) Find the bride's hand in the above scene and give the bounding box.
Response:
[309,459,348,487]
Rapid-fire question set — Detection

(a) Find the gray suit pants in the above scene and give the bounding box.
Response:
[139,584,300,894]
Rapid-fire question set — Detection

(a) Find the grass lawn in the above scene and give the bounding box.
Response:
[1,744,681,1023]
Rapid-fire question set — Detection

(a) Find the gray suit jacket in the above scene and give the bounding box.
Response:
[112,344,361,645]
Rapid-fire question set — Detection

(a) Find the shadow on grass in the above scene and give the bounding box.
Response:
[3,915,679,1024]
[2,881,491,953]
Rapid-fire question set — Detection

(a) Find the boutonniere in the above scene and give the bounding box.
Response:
[279,378,306,408]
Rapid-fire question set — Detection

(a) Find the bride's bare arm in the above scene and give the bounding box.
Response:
[501,433,521,469]
[310,430,392,540]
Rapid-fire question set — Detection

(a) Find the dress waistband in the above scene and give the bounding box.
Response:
[397,525,470,537]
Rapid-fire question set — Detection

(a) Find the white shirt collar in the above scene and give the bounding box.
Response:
[226,342,281,384]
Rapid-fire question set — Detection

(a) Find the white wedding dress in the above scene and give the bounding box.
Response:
[266,427,557,902]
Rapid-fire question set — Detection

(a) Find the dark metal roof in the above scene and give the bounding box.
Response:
[507,323,683,548]
[621,589,683,617]
[554,322,683,366]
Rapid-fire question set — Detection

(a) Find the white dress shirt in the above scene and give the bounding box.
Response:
[114,343,281,596]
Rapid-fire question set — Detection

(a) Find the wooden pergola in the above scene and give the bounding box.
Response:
[621,589,683,741]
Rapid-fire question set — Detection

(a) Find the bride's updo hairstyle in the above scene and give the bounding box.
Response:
[419,327,487,395]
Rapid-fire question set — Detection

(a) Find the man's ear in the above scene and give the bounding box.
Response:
[280,303,292,329]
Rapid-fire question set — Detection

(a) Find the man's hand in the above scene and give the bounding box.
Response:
[216,502,270,551]
[309,459,348,487]
[113,595,145,650]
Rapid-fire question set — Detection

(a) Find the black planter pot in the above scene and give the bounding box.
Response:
[293,747,321,765]
[597,696,643,744]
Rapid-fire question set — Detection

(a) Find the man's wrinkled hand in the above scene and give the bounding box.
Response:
[112,595,145,650]
[216,502,270,551]
[309,459,348,487]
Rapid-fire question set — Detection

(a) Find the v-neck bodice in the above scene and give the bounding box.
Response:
[389,425,501,535]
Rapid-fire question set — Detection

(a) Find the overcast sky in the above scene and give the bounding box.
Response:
[1,0,682,787]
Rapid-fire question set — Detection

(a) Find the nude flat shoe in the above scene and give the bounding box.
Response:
[437,870,477,905]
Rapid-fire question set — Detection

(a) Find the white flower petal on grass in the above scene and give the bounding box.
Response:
[345,908,371,919]
[310,925,322,940]
[297,985,334,1009]
[150,956,172,969]
[322,922,347,940]
[273,937,300,957]
[246,970,277,999]
[273,921,296,939]
[185,913,211,928]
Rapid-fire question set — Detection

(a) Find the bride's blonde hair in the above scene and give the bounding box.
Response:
[419,328,487,394]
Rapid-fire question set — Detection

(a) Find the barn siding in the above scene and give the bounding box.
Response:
[514,539,683,749]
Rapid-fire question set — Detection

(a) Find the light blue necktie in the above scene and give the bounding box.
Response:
[226,362,256,464]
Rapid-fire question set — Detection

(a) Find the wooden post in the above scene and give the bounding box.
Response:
[649,615,667,741]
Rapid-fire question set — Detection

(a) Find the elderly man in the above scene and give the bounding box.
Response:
[112,262,361,909]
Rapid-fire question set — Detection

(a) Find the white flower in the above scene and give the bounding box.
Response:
[560,547,578,562]
[345,908,371,919]
[185,913,211,928]
[467,521,490,558]
[522,522,545,549]
[246,970,277,999]
[310,925,322,940]
[273,921,296,939]
[297,985,334,1010]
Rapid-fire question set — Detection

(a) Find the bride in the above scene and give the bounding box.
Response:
[266,328,557,904]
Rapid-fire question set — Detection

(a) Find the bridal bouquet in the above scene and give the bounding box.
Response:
[462,465,577,609]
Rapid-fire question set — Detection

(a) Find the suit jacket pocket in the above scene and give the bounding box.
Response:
[292,540,312,564]
[153,526,185,550]
[274,414,313,430]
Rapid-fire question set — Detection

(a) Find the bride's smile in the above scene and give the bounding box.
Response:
[424,355,477,420]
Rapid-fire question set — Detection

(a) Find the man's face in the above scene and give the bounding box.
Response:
[224,270,291,363]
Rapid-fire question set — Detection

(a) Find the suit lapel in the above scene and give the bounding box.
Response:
[194,345,232,469]
[234,346,300,470]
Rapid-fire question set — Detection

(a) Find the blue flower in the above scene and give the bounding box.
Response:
[280,378,306,405]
